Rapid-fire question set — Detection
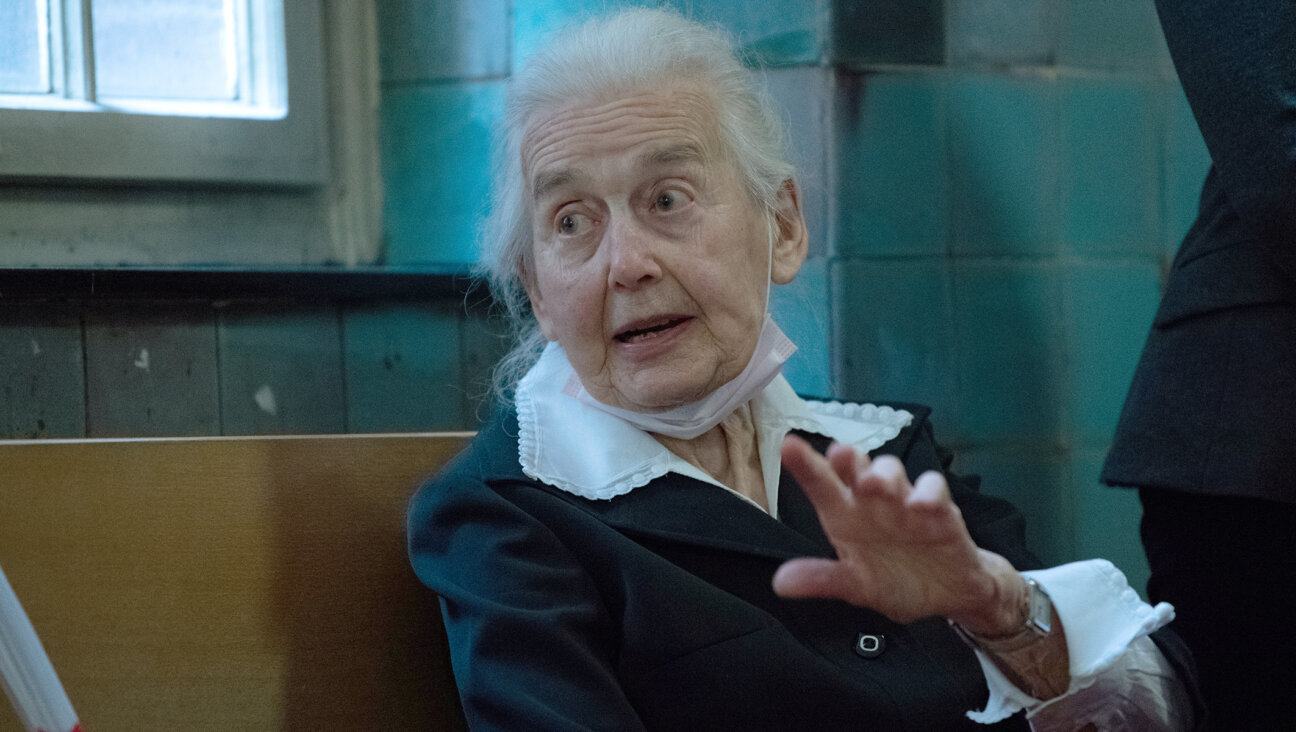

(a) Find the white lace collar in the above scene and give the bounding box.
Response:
[516,342,913,515]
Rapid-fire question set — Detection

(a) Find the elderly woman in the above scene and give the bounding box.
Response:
[408,8,1199,730]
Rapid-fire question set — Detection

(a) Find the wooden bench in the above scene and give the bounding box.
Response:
[0,433,471,732]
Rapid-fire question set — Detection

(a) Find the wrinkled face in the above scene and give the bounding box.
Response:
[522,83,804,413]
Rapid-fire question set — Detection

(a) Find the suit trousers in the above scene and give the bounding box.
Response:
[1139,487,1296,731]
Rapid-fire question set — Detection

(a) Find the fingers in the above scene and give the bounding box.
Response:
[781,435,851,510]
[782,435,917,508]
[909,470,951,508]
[771,557,860,601]
[857,455,909,501]
[825,440,862,483]
[906,470,960,539]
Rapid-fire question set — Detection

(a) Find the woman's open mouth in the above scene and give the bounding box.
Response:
[614,317,690,344]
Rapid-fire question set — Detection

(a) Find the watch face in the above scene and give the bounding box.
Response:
[1026,579,1052,635]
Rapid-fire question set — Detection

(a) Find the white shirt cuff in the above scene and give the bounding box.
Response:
[965,559,1175,724]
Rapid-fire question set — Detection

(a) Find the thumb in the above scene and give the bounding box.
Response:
[772,557,853,600]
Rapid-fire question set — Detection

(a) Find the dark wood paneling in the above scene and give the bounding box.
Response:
[0,267,469,300]
[458,308,511,425]
[84,301,220,437]
[342,302,466,432]
[217,303,346,435]
[0,300,86,438]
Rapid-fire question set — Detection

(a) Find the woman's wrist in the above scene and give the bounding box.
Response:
[948,553,1030,637]
[950,572,1073,700]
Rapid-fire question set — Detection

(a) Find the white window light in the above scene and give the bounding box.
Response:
[0,0,327,185]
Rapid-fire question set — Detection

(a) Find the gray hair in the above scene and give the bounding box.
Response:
[479,6,796,402]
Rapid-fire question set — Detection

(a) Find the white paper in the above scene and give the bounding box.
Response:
[0,565,80,732]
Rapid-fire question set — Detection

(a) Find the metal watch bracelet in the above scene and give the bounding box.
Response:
[950,577,1053,654]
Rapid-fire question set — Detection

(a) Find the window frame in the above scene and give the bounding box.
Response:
[0,0,328,186]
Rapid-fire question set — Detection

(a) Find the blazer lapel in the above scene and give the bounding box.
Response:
[577,471,828,562]
[776,474,836,558]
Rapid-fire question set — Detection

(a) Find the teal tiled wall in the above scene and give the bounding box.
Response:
[835,71,948,258]
[0,0,1216,598]
[373,0,1214,592]
[823,0,1207,590]
[1059,78,1161,255]
[382,82,505,265]
[835,258,958,432]
[948,75,1061,257]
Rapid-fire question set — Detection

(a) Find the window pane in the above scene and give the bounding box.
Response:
[0,0,49,94]
[92,0,238,101]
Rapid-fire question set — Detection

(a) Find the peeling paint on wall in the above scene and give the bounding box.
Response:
[254,384,277,416]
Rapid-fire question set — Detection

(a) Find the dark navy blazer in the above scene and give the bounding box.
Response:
[1102,0,1296,499]
[410,402,1198,731]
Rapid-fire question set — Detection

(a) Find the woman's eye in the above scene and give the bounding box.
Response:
[558,213,583,235]
[654,189,691,212]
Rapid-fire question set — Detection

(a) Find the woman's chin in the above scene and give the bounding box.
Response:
[606,374,718,414]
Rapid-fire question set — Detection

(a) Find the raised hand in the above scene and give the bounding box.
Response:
[772,434,1024,636]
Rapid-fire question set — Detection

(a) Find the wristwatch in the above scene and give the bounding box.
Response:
[951,577,1053,654]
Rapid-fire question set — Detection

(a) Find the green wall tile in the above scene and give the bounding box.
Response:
[951,262,1063,443]
[1163,82,1211,259]
[691,0,824,67]
[958,447,1073,567]
[946,0,1056,67]
[379,0,510,82]
[764,66,832,258]
[343,302,465,432]
[1065,262,1161,445]
[834,258,957,434]
[217,303,346,435]
[835,71,947,257]
[1071,449,1150,598]
[512,0,615,69]
[772,256,833,399]
[1060,77,1160,255]
[84,301,220,437]
[1057,0,1170,73]
[513,1,824,71]
[832,0,944,66]
[949,76,1060,256]
[381,80,505,266]
[0,301,85,438]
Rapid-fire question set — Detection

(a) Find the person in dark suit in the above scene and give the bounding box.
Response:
[1102,0,1296,728]
[409,8,1198,730]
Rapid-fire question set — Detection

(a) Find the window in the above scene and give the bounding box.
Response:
[0,0,327,184]
[2,0,284,119]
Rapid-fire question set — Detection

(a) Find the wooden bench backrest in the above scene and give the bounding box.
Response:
[0,433,471,732]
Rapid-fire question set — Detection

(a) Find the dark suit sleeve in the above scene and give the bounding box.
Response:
[1155,0,1296,265]
[408,474,647,732]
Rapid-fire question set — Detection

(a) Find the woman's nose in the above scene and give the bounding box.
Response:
[605,217,663,290]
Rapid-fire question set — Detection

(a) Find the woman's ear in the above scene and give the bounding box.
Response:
[770,178,808,284]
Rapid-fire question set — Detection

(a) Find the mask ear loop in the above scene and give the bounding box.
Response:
[762,211,775,318]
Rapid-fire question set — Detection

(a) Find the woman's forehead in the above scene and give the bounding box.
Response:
[521,84,729,190]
